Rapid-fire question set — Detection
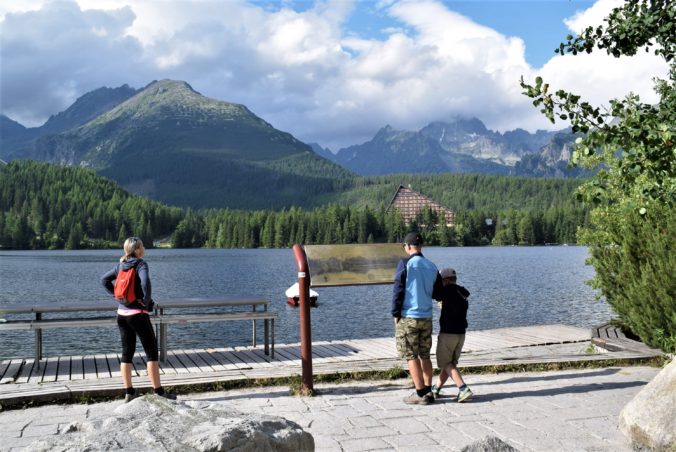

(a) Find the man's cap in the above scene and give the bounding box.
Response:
[440,268,457,278]
[403,232,423,246]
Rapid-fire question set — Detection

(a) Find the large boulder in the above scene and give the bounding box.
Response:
[619,358,676,451]
[28,395,315,451]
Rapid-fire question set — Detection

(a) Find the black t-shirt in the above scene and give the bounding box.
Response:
[438,284,470,334]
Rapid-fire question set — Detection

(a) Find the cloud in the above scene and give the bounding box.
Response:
[0,0,669,151]
[564,0,624,33]
[0,1,145,125]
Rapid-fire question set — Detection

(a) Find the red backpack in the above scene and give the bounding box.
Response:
[114,264,137,303]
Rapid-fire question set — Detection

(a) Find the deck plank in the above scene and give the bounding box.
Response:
[108,354,121,379]
[70,356,84,381]
[41,357,59,383]
[95,354,111,379]
[56,356,71,382]
[83,356,98,380]
[14,358,36,384]
[0,360,23,384]
[0,360,11,380]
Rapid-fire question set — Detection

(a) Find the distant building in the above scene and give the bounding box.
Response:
[387,185,455,227]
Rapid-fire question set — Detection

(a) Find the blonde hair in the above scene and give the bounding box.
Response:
[120,237,143,262]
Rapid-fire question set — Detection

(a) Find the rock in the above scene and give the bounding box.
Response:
[461,436,519,452]
[619,358,676,451]
[28,395,314,451]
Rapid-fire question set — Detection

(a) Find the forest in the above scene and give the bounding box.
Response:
[0,161,588,249]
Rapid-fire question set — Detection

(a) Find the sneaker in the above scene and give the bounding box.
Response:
[423,392,435,404]
[432,385,441,397]
[457,387,473,403]
[124,393,139,403]
[403,392,430,405]
[156,391,177,400]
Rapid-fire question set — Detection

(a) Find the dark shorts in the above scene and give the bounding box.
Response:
[395,317,433,360]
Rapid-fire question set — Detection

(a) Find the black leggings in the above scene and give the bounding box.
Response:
[117,313,159,363]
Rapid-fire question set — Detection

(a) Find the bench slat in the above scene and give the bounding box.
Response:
[158,312,276,325]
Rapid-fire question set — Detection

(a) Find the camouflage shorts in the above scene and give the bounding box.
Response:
[395,317,433,360]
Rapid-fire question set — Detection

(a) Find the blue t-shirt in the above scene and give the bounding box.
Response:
[391,253,441,319]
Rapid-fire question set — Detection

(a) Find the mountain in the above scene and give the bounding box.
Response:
[8,80,354,209]
[1,85,138,159]
[0,115,30,158]
[325,118,577,177]
[331,125,510,176]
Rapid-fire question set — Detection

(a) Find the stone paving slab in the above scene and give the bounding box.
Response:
[0,366,660,452]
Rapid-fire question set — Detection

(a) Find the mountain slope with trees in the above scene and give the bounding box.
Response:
[6,80,355,210]
[0,160,588,250]
[0,160,183,249]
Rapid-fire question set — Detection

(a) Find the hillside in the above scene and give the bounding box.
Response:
[0,160,183,249]
[7,80,355,209]
[0,160,587,249]
[1,85,138,159]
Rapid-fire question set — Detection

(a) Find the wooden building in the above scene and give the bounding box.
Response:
[387,185,455,227]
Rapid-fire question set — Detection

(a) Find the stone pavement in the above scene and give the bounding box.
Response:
[0,366,659,452]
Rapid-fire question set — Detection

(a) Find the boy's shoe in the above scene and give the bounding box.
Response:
[403,392,430,405]
[432,385,442,397]
[124,393,139,403]
[423,392,435,404]
[457,387,473,403]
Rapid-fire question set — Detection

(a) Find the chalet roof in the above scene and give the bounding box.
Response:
[387,185,455,225]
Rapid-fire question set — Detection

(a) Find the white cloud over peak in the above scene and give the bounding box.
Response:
[0,0,669,150]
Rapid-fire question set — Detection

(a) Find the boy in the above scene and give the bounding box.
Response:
[433,268,472,402]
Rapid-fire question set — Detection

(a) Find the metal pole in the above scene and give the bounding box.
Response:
[35,312,42,365]
[159,307,167,363]
[292,244,313,393]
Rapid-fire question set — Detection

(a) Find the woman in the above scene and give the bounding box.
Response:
[101,237,175,402]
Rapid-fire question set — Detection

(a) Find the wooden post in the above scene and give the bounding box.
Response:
[292,244,314,394]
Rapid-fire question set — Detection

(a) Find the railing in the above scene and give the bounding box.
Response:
[0,297,276,365]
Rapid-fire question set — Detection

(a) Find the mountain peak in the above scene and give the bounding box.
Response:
[143,79,200,96]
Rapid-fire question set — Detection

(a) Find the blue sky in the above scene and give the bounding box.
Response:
[254,1,594,68]
[0,0,667,150]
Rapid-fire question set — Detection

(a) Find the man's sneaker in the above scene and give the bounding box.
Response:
[157,392,177,400]
[457,387,473,403]
[403,392,430,405]
[423,392,435,404]
[432,385,442,397]
[124,393,139,403]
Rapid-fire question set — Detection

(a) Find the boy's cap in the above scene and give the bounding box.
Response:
[440,268,457,278]
[403,232,423,246]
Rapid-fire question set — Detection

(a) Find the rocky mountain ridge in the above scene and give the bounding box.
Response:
[322,118,579,176]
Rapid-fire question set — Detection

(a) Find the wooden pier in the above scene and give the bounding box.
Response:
[0,324,662,409]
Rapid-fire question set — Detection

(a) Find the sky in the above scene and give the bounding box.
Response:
[0,0,670,151]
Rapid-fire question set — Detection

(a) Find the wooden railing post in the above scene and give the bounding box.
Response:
[292,244,314,394]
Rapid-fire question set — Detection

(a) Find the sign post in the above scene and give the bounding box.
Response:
[292,244,314,394]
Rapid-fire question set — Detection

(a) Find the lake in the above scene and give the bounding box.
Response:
[0,246,614,360]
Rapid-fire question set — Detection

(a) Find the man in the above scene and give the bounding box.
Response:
[392,232,443,405]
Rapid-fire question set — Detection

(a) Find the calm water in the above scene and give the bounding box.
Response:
[0,247,614,360]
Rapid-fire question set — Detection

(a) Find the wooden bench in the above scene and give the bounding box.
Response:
[0,298,276,364]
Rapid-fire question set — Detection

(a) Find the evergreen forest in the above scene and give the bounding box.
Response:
[0,160,588,250]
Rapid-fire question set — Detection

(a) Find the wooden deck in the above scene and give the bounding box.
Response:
[0,324,662,409]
